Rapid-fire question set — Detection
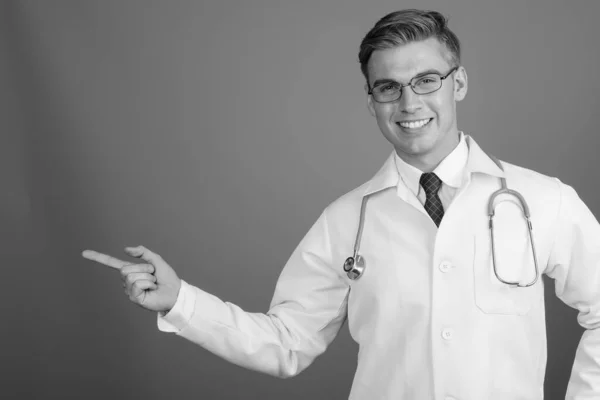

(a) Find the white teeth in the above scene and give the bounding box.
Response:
[399,118,430,129]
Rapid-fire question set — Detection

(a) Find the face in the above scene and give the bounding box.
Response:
[366,37,468,170]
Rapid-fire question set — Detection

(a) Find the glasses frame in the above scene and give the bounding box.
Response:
[368,66,460,103]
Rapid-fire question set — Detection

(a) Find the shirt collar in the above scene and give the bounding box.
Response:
[363,133,504,197]
[393,132,468,198]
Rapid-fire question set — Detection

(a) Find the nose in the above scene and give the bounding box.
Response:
[399,86,422,114]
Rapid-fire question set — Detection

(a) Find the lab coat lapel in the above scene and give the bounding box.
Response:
[363,152,399,197]
[445,135,506,233]
[363,152,428,213]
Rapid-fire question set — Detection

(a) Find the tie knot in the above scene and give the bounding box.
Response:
[420,172,442,195]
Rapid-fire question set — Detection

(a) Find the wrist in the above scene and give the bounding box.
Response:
[167,278,182,312]
[158,280,194,331]
[161,278,183,314]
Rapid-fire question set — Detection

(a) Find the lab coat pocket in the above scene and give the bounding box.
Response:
[472,201,540,315]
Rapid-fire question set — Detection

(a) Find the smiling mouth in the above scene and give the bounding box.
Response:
[397,118,433,129]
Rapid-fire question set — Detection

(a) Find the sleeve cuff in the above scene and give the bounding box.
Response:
[157,280,196,333]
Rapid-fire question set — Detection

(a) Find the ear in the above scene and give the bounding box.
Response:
[365,83,376,117]
[453,66,468,102]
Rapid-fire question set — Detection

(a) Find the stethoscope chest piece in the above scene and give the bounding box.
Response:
[343,254,365,280]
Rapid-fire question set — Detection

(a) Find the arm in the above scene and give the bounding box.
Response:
[545,181,600,398]
[158,209,350,378]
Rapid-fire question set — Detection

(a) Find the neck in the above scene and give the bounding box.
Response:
[396,132,460,172]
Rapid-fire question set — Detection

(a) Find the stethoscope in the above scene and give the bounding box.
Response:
[343,156,540,287]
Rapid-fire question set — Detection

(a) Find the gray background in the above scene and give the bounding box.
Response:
[2,0,599,399]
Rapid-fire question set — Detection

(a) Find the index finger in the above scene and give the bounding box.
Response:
[82,250,129,270]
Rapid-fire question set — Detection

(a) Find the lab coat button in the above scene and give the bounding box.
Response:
[441,329,454,340]
[439,261,453,273]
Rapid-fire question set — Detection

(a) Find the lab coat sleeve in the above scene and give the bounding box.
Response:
[157,209,350,378]
[546,181,600,399]
[158,280,196,332]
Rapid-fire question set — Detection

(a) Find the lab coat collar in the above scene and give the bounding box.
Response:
[363,134,504,197]
[434,132,469,188]
[363,152,400,197]
[464,135,505,178]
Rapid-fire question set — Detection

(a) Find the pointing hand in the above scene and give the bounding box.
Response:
[82,246,181,313]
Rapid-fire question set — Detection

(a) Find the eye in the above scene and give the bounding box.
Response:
[416,75,439,85]
[375,83,399,93]
[414,75,440,88]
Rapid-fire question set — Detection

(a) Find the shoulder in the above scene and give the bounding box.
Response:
[321,153,396,225]
[495,159,589,220]
[498,159,562,194]
[322,181,371,225]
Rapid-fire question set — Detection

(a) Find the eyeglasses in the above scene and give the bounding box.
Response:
[368,66,459,103]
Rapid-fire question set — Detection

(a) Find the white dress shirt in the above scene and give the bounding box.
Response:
[157,134,600,400]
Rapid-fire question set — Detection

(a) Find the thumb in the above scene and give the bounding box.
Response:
[124,245,162,265]
[124,246,143,257]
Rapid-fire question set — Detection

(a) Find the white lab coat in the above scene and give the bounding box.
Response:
[159,135,600,400]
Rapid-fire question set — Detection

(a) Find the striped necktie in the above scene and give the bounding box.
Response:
[419,172,444,227]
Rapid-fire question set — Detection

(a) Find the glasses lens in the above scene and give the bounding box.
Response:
[372,82,401,102]
[413,74,442,94]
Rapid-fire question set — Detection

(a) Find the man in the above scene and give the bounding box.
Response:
[83,9,600,399]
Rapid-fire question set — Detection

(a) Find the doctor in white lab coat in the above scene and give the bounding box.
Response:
[83,9,600,400]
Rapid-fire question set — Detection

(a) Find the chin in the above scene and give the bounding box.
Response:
[399,132,437,152]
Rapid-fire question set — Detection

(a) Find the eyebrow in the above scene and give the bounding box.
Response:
[372,69,443,88]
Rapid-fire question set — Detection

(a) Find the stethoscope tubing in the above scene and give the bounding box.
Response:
[344,156,541,287]
[488,178,540,287]
[343,196,369,280]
